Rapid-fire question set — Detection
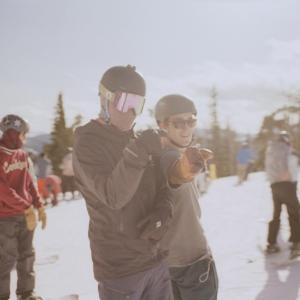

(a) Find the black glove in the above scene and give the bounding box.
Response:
[135,129,163,157]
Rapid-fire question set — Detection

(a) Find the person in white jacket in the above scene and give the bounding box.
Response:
[288,149,299,184]
[265,131,300,258]
[60,148,76,200]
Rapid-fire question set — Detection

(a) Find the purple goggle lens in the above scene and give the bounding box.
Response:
[115,92,145,115]
[99,84,145,115]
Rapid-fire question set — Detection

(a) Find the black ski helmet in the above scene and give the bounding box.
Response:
[0,114,29,134]
[155,94,197,123]
[99,65,146,96]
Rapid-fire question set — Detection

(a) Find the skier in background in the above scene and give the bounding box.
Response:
[35,152,51,204]
[265,130,300,258]
[236,142,254,185]
[60,148,77,200]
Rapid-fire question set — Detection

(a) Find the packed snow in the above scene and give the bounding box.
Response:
[10,172,300,299]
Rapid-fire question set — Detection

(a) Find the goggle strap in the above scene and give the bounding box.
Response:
[99,84,114,101]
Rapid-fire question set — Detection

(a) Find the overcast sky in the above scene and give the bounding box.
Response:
[1,0,300,135]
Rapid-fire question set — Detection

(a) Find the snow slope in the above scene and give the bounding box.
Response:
[201,172,300,300]
[10,172,300,299]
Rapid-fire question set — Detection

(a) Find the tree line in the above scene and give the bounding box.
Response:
[44,89,300,178]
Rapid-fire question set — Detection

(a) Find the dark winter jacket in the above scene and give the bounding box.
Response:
[72,120,173,281]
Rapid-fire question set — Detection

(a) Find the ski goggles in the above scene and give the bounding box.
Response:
[99,84,145,115]
[168,116,197,129]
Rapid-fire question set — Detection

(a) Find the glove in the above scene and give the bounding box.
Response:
[38,206,47,229]
[135,129,163,157]
[185,147,213,173]
[168,147,213,184]
[198,148,214,161]
[24,205,37,231]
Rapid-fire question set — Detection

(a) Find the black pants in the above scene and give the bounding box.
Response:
[268,182,300,244]
[169,256,218,300]
[98,261,174,300]
[0,215,35,300]
[61,175,76,194]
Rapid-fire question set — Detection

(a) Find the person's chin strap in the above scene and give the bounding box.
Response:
[99,98,111,124]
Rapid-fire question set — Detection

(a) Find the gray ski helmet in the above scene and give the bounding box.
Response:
[0,114,29,134]
[279,130,289,138]
[99,65,146,96]
[155,94,197,123]
[279,130,290,143]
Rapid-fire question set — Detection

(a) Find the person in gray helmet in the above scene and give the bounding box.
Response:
[155,94,219,300]
[72,65,174,300]
[265,130,300,258]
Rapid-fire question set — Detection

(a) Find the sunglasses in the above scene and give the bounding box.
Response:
[99,84,145,115]
[168,117,197,129]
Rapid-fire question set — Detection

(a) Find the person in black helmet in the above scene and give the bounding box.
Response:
[72,65,174,300]
[154,94,218,300]
[0,114,46,300]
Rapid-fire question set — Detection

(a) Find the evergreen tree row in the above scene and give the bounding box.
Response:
[44,88,300,178]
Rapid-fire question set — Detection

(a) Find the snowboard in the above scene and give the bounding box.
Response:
[257,242,300,267]
[272,249,300,267]
[46,294,79,300]
[36,254,59,266]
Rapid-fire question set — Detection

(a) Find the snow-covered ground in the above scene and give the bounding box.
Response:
[10,172,300,299]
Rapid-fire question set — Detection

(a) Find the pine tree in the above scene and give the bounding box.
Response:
[45,93,73,175]
[204,87,242,177]
[208,87,227,177]
[223,123,239,176]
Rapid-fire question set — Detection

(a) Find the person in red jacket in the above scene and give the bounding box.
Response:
[0,114,46,300]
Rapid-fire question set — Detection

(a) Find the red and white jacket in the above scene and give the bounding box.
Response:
[0,145,42,217]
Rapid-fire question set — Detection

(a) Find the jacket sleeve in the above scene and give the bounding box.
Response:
[137,185,174,241]
[73,134,151,210]
[0,168,30,210]
[265,145,275,182]
[160,149,182,185]
[153,182,174,226]
[137,158,175,241]
[288,150,299,182]
[28,179,43,208]
[161,148,205,186]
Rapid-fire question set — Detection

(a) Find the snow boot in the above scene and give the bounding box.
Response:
[266,243,280,254]
[290,242,300,259]
[17,292,43,300]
